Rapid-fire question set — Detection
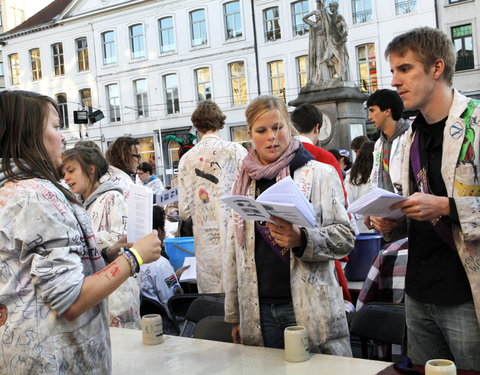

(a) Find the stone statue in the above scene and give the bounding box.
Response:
[303,0,350,88]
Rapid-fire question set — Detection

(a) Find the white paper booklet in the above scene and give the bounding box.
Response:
[221,176,316,228]
[127,184,153,242]
[347,187,407,220]
[179,257,196,282]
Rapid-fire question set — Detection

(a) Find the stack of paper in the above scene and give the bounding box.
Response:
[179,257,196,282]
[347,188,407,220]
[221,176,316,228]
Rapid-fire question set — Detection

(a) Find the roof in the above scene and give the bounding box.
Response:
[0,0,74,39]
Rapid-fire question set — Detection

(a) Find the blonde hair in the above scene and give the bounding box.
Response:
[245,95,298,137]
[385,27,456,85]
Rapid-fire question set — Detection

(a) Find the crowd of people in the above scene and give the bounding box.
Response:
[1,26,479,373]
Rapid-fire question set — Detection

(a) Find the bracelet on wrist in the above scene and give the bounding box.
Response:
[119,248,139,276]
[128,247,144,267]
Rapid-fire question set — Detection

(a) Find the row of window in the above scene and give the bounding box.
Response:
[55,61,249,128]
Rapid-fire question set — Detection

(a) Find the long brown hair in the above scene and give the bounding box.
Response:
[0,90,76,202]
[105,136,139,174]
[62,145,109,188]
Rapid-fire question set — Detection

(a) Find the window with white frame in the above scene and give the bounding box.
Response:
[158,17,175,53]
[452,24,474,71]
[134,79,149,118]
[79,88,92,114]
[29,48,42,81]
[51,43,64,76]
[224,1,242,40]
[291,0,309,36]
[356,43,377,93]
[296,55,308,91]
[229,61,247,106]
[190,9,207,47]
[56,93,69,129]
[76,37,89,71]
[352,0,372,24]
[106,84,121,122]
[195,67,212,102]
[9,53,20,85]
[395,0,416,15]
[0,62,4,77]
[263,7,281,42]
[129,24,145,59]
[102,31,116,65]
[163,74,179,114]
[268,60,285,101]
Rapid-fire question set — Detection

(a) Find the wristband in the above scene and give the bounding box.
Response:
[128,247,144,267]
[119,248,138,276]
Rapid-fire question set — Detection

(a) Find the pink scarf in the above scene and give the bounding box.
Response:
[231,139,300,247]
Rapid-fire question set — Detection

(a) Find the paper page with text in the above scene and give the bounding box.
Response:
[127,184,153,242]
[179,257,196,282]
[347,187,407,220]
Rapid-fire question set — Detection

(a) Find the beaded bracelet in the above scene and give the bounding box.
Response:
[119,248,138,276]
[128,247,144,267]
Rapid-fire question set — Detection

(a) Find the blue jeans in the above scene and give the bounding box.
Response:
[406,294,480,371]
[259,302,297,349]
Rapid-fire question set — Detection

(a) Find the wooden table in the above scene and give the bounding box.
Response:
[111,327,391,375]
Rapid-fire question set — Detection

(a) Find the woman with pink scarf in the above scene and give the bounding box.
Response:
[224,95,355,356]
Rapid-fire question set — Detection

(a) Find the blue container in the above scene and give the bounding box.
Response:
[345,233,383,281]
[164,237,195,271]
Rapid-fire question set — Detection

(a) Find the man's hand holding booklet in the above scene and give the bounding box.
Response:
[221,176,316,228]
[347,187,407,220]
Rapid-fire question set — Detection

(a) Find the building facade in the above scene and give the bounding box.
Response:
[0,0,442,184]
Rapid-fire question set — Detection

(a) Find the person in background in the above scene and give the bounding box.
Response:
[141,205,188,334]
[379,27,480,370]
[350,135,369,159]
[338,149,352,172]
[105,136,140,196]
[224,95,355,354]
[62,146,142,329]
[291,103,351,305]
[0,90,161,374]
[178,100,247,293]
[136,161,164,196]
[345,141,375,233]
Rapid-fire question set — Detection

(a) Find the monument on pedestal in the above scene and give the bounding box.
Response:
[289,0,367,150]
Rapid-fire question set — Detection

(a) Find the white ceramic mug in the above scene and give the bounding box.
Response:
[425,359,457,375]
[141,314,164,345]
[284,325,309,362]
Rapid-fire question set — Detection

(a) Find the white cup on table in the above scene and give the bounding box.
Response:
[284,325,309,362]
[141,314,164,345]
[425,359,456,375]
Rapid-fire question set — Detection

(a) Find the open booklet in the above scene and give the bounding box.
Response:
[221,176,316,228]
[347,187,407,220]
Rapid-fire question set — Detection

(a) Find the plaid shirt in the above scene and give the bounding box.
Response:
[356,238,408,310]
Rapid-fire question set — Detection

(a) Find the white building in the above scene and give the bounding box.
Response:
[0,0,439,183]
[436,0,480,99]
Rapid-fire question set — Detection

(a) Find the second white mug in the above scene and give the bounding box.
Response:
[284,325,309,362]
[425,359,457,375]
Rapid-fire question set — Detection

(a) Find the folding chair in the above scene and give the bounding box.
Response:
[193,316,233,343]
[349,302,406,361]
[181,294,225,337]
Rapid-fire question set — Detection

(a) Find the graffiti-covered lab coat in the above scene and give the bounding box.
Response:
[0,176,111,374]
[388,90,480,326]
[178,134,247,293]
[224,160,355,356]
[83,181,141,329]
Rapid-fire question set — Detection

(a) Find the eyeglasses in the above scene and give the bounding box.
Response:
[132,154,141,159]
[136,171,146,175]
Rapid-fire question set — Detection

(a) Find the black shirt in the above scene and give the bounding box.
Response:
[405,113,473,305]
[254,177,292,304]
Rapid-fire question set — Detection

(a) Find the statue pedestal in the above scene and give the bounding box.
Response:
[289,85,368,151]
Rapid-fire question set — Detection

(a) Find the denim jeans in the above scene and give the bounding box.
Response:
[405,294,480,371]
[259,302,297,349]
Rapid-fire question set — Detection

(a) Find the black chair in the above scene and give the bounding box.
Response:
[349,302,406,361]
[181,294,225,337]
[193,316,233,343]
[140,295,179,335]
